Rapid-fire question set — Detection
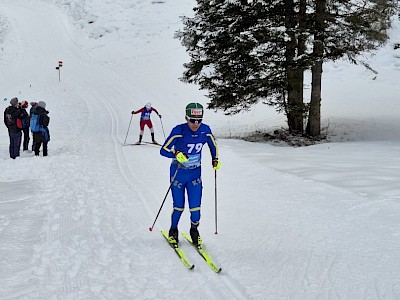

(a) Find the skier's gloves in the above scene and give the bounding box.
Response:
[158,114,162,118]
[212,159,221,170]
[175,151,189,163]
[131,111,134,114]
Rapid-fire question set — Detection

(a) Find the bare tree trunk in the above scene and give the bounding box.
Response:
[286,69,304,133]
[306,0,325,137]
[308,56,322,136]
[295,0,306,131]
[285,0,303,134]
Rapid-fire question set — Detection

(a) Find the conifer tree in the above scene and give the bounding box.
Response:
[177,0,398,137]
[177,0,304,130]
[306,0,398,136]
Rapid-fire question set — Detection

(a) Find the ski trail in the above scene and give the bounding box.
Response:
[1,1,160,298]
[2,3,238,298]
[1,1,253,298]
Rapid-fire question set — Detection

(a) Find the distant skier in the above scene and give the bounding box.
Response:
[131,102,161,144]
[160,102,221,246]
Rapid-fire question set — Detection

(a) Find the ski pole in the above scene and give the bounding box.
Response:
[123,114,133,145]
[214,169,218,234]
[149,164,181,232]
[159,117,166,140]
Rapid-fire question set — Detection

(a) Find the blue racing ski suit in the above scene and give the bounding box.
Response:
[160,122,218,228]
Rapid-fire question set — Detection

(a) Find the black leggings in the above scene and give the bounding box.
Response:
[33,132,48,156]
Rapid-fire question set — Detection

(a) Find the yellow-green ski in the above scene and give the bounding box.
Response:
[161,230,194,270]
[182,232,222,273]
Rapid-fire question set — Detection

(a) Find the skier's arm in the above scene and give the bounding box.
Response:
[206,129,218,161]
[132,108,144,114]
[208,135,221,170]
[160,126,182,159]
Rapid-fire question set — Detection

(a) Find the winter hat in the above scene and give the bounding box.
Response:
[185,103,204,118]
[21,100,28,108]
[10,97,18,106]
[145,102,151,108]
[30,102,38,108]
[38,101,46,109]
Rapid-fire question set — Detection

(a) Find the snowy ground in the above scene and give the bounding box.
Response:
[1,0,400,299]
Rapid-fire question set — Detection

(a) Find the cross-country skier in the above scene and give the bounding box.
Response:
[160,102,221,246]
[131,102,161,144]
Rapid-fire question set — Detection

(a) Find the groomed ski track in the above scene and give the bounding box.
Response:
[0,1,250,299]
[3,1,400,299]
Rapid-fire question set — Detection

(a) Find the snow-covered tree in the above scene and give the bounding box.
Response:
[177,0,399,136]
[176,1,288,111]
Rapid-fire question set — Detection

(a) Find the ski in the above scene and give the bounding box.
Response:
[143,141,162,146]
[122,141,161,147]
[182,232,222,273]
[161,230,194,270]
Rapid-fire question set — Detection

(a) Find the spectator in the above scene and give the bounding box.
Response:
[32,101,50,157]
[20,100,30,151]
[3,97,23,159]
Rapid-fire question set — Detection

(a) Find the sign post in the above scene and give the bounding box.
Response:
[55,60,63,82]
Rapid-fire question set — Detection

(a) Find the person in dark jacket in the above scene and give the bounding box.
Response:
[20,100,30,151]
[3,97,23,159]
[32,101,50,157]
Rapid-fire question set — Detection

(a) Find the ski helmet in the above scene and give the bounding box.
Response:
[185,103,203,118]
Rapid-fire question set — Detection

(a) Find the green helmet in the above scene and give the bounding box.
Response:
[185,103,204,118]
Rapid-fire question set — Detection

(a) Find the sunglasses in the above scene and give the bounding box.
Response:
[188,118,202,124]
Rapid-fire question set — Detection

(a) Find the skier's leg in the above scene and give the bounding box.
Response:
[170,167,187,229]
[187,174,202,227]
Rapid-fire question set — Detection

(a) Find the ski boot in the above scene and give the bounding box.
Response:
[151,133,158,145]
[168,228,179,245]
[190,227,202,247]
[135,134,143,145]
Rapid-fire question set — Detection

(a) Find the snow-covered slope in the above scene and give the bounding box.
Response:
[1,0,400,299]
